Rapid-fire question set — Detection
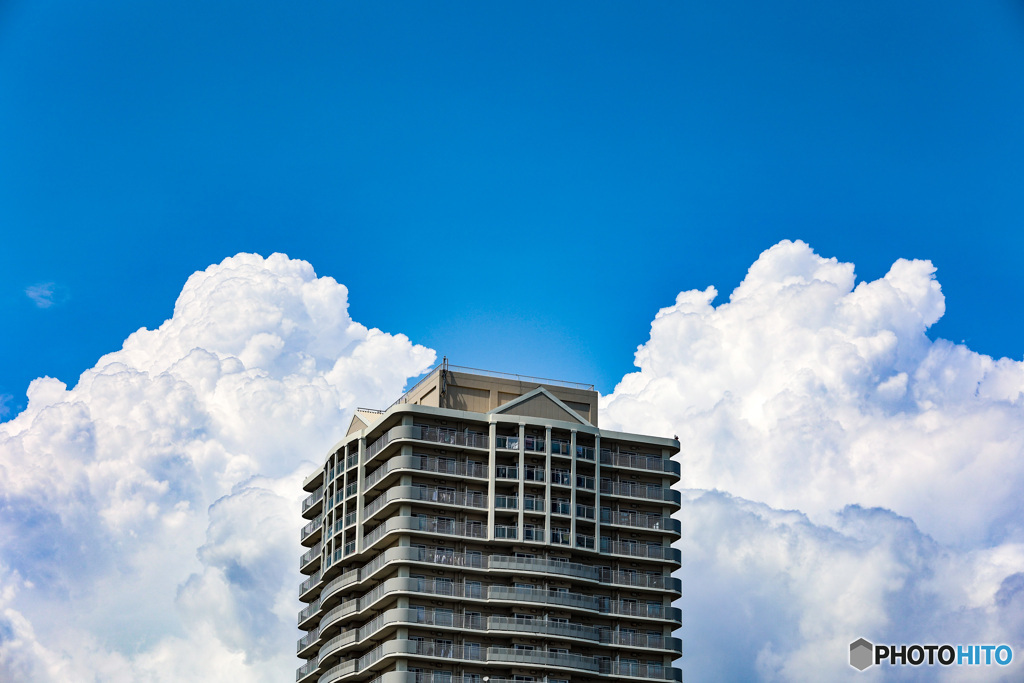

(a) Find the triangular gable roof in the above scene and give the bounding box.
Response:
[489,387,593,427]
[346,413,369,436]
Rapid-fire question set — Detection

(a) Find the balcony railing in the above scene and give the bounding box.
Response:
[365,455,488,489]
[600,539,681,562]
[601,480,680,503]
[487,646,599,671]
[494,434,519,450]
[600,449,681,475]
[299,570,321,598]
[295,656,318,681]
[523,435,545,452]
[494,495,518,510]
[300,542,322,570]
[296,625,319,653]
[417,426,489,449]
[300,513,323,542]
[576,503,596,520]
[601,509,681,533]
[363,486,488,519]
[301,485,324,513]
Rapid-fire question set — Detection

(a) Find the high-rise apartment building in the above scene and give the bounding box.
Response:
[297,362,683,683]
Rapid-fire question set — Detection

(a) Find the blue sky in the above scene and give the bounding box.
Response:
[3,4,1024,680]
[3,0,1024,407]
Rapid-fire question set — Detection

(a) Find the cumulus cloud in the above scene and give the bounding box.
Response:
[0,253,435,681]
[4,242,1021,682]
[602,240,1024,680]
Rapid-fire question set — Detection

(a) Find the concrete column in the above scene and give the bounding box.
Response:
[544,426,552,544]
[517,423,525,538]
[487,422,496,540]
[593,434,601,550]
[355,436,366,552]
[569,433,577,542]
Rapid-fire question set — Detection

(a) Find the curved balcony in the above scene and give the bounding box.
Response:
[363,485,488,523]
[365,454,488,491]
[487,555,681,593]
[488,585,599,611]
[312,606,683,665]
[309,545,680,624]
[487,615,600,642]
[365,425,490,468]
[486,646,599,672]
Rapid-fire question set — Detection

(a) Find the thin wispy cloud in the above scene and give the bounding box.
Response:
[24,283,63,309]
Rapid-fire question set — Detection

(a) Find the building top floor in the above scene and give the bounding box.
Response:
[304,362,679,490]
[392,362,600,426]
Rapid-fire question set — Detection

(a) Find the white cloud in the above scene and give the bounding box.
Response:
[0,253,435,682]
[24,283,65,309]
[602,240,1024,680]
[4,243,1022,682]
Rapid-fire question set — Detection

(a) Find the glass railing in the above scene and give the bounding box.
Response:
[301,485,324,513]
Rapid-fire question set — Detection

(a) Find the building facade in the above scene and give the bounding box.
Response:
[298,363,683,683]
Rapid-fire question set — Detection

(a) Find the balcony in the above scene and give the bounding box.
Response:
[301,485,324,517]
[600,539,682,563]
[601,480,682,504]
[487,646,599,671]
[299,570,321,601]
[488,585,600,611]
[296,625,320,657]
[523,435,545,452]
[493,495,518,510]
[295,656,318,683]
[488,615,600,641]
[494,434,519,450]
[363,485,488,521]
[601,509,682,534]
[550,438,571,455]
[601,661,683,681]
[413,425,488,450]
[300,514,323,544]
[297,597,320,629]
[300,542,322,573]
[600,449,681,475]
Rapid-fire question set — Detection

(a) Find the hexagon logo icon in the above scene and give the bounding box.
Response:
[850,638,874,671]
